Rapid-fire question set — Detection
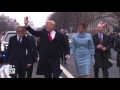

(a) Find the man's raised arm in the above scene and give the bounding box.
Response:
[24,16,42,37]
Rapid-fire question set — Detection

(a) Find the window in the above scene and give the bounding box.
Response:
[5,33,16,42]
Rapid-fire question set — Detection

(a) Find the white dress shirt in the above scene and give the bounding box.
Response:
[98,33,103,41]
[17,35,22,43]
[17,34,28,55]
[49,30,56,40]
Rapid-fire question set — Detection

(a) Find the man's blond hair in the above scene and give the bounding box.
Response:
[46,20,55,25]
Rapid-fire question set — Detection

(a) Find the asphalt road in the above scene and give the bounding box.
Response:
[31,48,119,78]
[0,49,119,78]
[60,48,120,78]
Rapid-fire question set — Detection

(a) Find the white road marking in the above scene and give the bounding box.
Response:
[60,60,117,78]
[60,64,74,78]
[1,72,5,78]
[0,65,11,78]
[5,65,11,78]
[0,65,6,78]
[109,60,117,63]
[0,59,116,78]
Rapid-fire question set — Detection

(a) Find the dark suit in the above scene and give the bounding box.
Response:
[26,35,38,78]
[36,37,41,60]
[114,39,120,67]
[5,35,32,78]
[26,26,70,78]
[92,33,111,78]
[60,34,69,64]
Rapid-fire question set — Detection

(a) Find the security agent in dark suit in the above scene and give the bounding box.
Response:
[60,29,69,64]
[36,37,41,59]
[23,29,38,78]
[92,21,112,78]
[114,38,120,76]
[24,17,70,78]
[4,26,32,78]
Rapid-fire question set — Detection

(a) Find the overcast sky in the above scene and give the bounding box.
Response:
[0,12,54,28]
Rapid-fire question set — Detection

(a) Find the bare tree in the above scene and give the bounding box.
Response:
[99,12,120,27]
[110,12,120,27]
[0,15,19,33]
[48,12,97,32]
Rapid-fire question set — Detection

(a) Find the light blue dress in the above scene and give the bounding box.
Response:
[70,32,95,76]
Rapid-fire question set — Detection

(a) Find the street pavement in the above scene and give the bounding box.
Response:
[0,49,119,78]
[60,48,120,78]
[31,48,119,78]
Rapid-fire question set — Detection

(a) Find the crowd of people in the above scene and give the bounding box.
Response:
[1,16,120,78]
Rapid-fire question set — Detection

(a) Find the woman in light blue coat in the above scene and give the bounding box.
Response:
[70,21,95,78]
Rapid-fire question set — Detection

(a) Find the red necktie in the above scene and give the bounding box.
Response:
[48,33,52,42]
[100,33,102,44]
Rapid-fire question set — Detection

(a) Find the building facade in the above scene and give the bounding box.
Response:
[86,12,117,34]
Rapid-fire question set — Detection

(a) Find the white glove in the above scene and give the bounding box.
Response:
[65,55,70,60]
